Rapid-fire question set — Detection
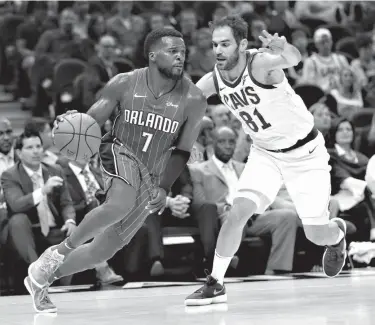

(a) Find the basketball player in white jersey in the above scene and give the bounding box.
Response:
[185,15,347,306]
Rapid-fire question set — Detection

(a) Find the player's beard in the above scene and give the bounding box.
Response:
[220,46,240,71]
[158,66,183,81]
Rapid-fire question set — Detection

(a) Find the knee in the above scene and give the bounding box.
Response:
[226,197,256,226]
[194,203,218,220]
[8,213,30,232]
[303,224,328,245]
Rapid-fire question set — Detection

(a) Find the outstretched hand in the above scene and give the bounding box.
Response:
[258,30,286,55]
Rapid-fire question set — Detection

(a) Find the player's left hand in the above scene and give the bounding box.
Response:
[61,222,76,236]
[258,30,286,55]
[146,187,168,215]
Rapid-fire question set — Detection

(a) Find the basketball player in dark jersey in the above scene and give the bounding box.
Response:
[24,28,207,313]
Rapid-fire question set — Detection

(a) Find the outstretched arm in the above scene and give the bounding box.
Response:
[252,31,301,83]
[196,72,217,99]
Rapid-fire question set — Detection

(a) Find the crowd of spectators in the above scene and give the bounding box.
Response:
[1,1,375,295]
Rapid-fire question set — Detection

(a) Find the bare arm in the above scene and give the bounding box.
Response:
[252,31,301,84]
[85,73,128,127]
[196,72,217,99]
[174,91,208,151]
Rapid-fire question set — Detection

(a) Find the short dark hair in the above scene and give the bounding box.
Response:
[209,15,248,45]
[356,33,373,49]
[24,117,50,134]
[15,130,43,150]
[143,28,183,59]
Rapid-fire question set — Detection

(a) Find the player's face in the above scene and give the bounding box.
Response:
[335,121,354,146]
[18,136,43,169]
[0,120,13,155]
[155,36,186,80]
[214,129,237,163]
[212,26,241,71]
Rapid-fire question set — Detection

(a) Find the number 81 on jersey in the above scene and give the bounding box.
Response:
[238,108,271,132]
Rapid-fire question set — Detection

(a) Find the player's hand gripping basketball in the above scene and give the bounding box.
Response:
[258,30,286,55]
[53,110,79,132]
[146,187,168,215]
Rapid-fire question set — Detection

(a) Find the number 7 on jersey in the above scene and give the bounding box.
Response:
[141,132,153,152]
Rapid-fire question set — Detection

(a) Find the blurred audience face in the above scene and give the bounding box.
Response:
[150,13,165,30]
[251,19,267,41]
[18,136,43,170]
[359,42,373,62]
[74,1,89,18]
[335,121,354,147]
[34,6,47,23]
[39,123,53,150]
[273,1,289,13]
[91,15,106,38]
[198,116,214,146]
[213,126,237,163]
[0,119,13,155]
[97,35,116,60]
[314,32,332,57]
[292,31,308,53]
[196,29,212,50]
[213,6,229,22]
[158,2,174,17]
[340,68,355,89]
[180,10,198,35]
[311,103,331,134]
[59,9,78,34]
[211,105,230,127]
[117,2,133,18]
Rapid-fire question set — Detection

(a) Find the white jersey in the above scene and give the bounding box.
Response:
[213,51,314,150]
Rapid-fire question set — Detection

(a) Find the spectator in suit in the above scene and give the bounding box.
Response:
[24,117,60,166]
[56,157,123,285]
[1,130,76,289]
[190,126,299,274]
[328,118,375,241]
[88,35,118,84]
[0,119,15,245]
[145,165,219,277]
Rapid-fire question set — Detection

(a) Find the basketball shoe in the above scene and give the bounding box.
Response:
[24,276,56,313]
[29,246,65,288]
[185,274,227,306]
[322,217,347,277]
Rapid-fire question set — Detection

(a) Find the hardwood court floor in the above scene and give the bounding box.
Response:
[1,270,375,325]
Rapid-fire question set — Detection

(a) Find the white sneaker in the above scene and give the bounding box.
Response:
[96,265,123,285]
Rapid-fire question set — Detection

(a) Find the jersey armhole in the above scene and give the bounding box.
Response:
[212,70,220,95]
[248,52,276,89]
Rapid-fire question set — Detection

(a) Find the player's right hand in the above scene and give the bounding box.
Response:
[53,110,79,130]
[42,176,64,195]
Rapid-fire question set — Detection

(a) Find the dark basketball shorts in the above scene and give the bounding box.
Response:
[99,138,154,243]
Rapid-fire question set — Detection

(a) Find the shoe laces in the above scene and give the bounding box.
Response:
[41,289,52,305]
[326,245,343,262]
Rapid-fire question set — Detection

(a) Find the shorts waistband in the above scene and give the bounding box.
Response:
[266,127,319,153]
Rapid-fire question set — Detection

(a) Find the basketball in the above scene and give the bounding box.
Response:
[53,113,102,162]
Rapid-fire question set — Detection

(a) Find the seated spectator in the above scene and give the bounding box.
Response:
[351,34,375,107]
[0,119,15,246]
[1,130,76,291]
[330,67,363,120]
[294,1,346,25]
[106,2,141,59]
[56,157,124,285]
[193,116,214,163]
[187,28,215,78]
[178,8,199,48]
[211,104,230,127]
[247,18,266,49]
[286,30,309,86]
[148,12,166,31]
[72,1,90,39]
[309,102,332,142]
[190,126,299,274]
[88,35,118,83]
[24,117,60,166]
[328,118,375,241]
[145,165,219,276]
[301,28,349,93]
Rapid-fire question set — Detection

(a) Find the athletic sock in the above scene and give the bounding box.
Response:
[211,250,232,285]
